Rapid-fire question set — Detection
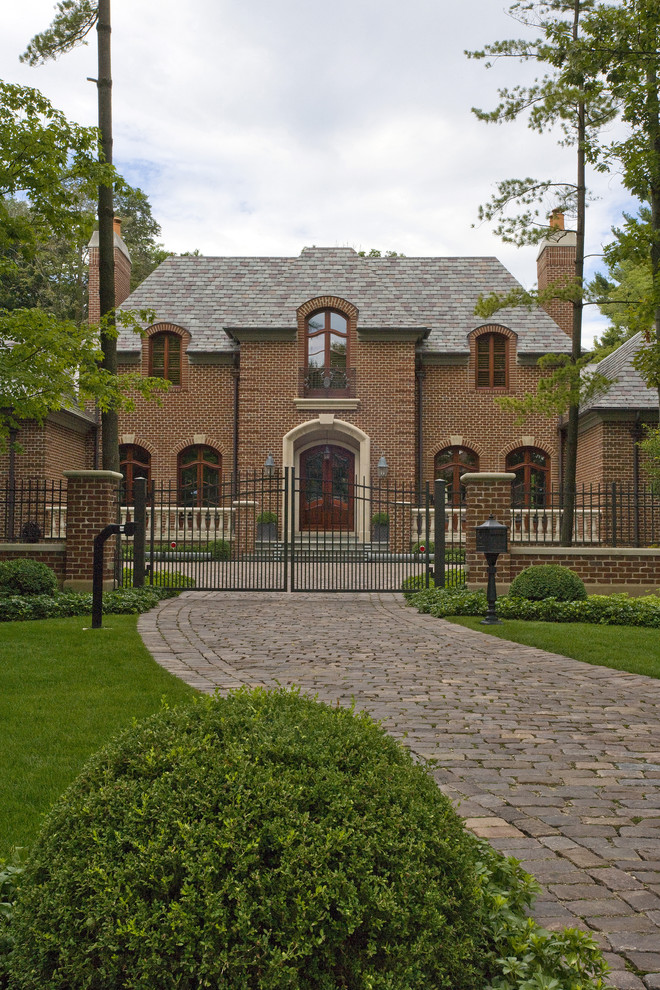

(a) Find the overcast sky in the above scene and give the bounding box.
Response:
[3,0,638,344]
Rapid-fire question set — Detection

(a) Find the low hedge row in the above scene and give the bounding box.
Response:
[407,587,660,627]
[0,587,178,623]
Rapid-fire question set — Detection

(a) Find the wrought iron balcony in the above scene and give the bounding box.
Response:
[300,367,356,397]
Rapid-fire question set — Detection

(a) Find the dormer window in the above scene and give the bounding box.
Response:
[305,310,348,391]
[476,332,508,389]
[150,331,181,385]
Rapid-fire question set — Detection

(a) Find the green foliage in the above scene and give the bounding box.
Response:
[0,586,177,623]
[356,248,405,257]
[256,510,278,524]
[9,688,487,990]
[0,559,57,597]
[401,573,435,598]
[407,586,660,628]
[122,567,195,589]
[21,0,98,66]
[476,838,610,990]
[207,538,231,560]
[509,564,587,602]
[370,511,389,525]
[638,425,660,487]
[0,849,28,990]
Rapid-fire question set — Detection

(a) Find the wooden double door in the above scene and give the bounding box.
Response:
[299,444,355,531]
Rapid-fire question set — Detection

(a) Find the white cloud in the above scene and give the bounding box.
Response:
[2,0,642,344]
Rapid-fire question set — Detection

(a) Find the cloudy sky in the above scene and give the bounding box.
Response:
[3,0,637,343]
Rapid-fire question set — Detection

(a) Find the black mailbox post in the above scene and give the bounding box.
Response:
[92,521,136,628]
[475,515,508,625]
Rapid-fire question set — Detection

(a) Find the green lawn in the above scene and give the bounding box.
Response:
[446,616,660,679]
[0,615,197,857]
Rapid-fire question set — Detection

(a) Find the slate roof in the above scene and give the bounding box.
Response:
[581,332,658,413]
[117,246,571,357]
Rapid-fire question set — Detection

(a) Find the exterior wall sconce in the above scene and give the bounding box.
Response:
[264,452,276,477]
[377,454,389,479]
[475,514,508,625]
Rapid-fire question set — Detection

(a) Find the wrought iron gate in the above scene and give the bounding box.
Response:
[119,473,464,593]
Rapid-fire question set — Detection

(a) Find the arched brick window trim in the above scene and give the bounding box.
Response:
[506,446,550,507]
[434,445,480,507]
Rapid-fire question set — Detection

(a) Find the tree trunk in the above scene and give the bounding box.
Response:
[647,59,660,418]
[560,0,586,546]
[97,0,118,472]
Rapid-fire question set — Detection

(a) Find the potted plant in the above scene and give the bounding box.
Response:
[371,511,390,543]
[257,510,278,541]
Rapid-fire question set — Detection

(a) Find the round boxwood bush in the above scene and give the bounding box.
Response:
[0,558,57,597]
[509,563,587,602]
[10,689,486,990]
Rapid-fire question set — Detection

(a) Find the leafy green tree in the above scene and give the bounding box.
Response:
[579,0,660,412]
[467,0,615,545]
[22,0,120,471]
[0,82,167,447]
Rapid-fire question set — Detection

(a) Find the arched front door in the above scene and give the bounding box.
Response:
[300,444,355,531]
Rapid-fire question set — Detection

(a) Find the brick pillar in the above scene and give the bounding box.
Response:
[462,472,515,589]
[63,470,122,591]
[232,500,256,558]
[392,500,413,553]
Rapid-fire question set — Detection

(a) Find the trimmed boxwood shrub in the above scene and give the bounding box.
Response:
[0,559,57,598]
[10,688,488,990]
[509,564,587,602]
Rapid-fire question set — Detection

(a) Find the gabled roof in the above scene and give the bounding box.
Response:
[581,332,658,413]
[117,246,572,357]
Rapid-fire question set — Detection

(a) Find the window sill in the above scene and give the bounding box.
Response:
[294,398,361,411]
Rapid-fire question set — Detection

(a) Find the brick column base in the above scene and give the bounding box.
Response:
[63,470,122,591]
[461,472,515,590]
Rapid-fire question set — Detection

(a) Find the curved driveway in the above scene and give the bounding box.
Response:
[139,591,660,990]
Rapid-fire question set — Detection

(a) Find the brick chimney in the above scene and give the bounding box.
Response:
[536,211,577,337]
[88,217,132,323]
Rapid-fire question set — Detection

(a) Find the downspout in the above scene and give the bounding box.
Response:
[415,361,425,502]
[231,352,240,497]
[632,413,642,547]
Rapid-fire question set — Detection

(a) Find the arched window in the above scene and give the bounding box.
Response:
[434,446,479,507]
[119,445,151,504]
[178,445,221,506]
[305,309,348,392]
[476,332,508,388]
[506,447,550,507]
[150,331,181,385]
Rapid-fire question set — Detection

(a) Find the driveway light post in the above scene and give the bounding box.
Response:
[475,515,508,625]
[92,521,136,628]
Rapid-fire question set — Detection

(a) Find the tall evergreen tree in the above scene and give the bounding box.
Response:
[467,0,615,544]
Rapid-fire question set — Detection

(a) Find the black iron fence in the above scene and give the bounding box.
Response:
[511,483,660,547]
[0,480,67,542]
[119,473,465,593]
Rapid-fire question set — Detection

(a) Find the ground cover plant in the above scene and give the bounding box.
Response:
[6,688,609,990]
[0,614,196,856]
[0,585,178,622]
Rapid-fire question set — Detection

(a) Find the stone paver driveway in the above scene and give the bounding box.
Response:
[139,591,660,990]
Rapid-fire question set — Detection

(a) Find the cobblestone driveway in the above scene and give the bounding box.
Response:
[139,591,660,989]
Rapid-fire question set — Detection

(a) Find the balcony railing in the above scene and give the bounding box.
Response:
[300,367,356,397]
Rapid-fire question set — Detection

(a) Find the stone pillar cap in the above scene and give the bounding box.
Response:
[63,470,123,482]
[460,472,516,483]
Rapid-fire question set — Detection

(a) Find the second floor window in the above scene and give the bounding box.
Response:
[150,331,181,385]
[306,310,348,390]
[476,332,507,389]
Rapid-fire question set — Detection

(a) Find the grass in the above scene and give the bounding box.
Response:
[446,615,660,679]
[0,615,197,857]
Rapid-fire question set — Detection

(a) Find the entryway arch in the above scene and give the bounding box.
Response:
[282,417,371,540]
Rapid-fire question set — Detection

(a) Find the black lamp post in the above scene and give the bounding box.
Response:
[475,515,508,625]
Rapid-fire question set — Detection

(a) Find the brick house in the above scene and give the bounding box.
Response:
[3,221,657,522]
